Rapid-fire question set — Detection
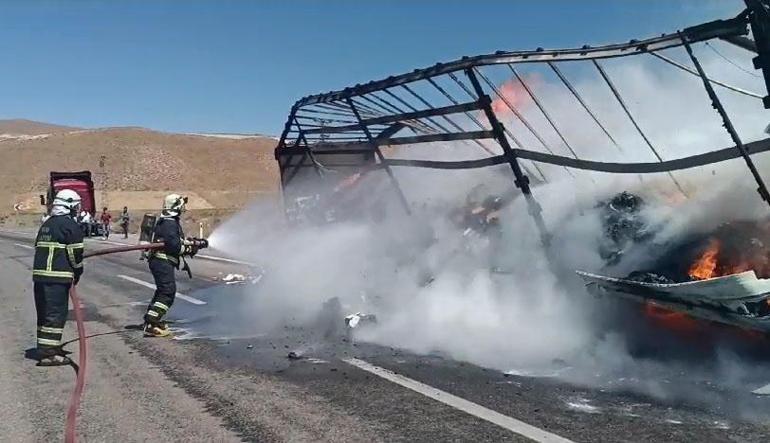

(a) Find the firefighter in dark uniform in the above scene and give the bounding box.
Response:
[142,194,207,337]
[32,189,85,366]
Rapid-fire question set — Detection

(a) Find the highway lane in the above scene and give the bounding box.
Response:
[3,230,770,442]
[0,232,529,441]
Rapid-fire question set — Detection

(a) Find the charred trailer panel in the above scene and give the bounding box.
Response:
[275,142,379,225]
[271,1,770,242]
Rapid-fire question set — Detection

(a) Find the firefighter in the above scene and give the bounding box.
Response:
[142,194,207,337]
[32,189,85,366]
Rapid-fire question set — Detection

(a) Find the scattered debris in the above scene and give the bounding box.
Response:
[712,420,730,430]
[504,367,571,378]
[564,397,602,414]
[597,191,652,265]
[345,312,378,329]
[616,402,649,418]
[287,351,302,360]
[223,273,245,284]
[625,271,674,285]
[214,272,264,285]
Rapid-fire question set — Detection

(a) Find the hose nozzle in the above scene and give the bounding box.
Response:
[189,237,209,249]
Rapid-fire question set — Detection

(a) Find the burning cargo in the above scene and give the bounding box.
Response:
[581,217,770,334]
[579,269,770,334]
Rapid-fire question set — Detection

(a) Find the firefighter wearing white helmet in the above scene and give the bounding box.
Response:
[142,193,208,337]
[162,193,187,218]
[31,189,85,366]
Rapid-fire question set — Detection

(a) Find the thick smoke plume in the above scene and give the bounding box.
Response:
[210,43,770,415]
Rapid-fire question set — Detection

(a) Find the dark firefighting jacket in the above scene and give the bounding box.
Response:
[33,215,85,283]
[149,217,186,267]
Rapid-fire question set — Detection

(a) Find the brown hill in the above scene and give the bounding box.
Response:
[0,122,279,219]
[0,119,81,135]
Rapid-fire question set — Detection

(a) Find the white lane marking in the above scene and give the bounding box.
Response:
[88,239,126,247]
[196,254,255,266]
[116,274,206,305]
[0,229,33,237]
[343,358,574,443]
[13,243,33,249]
[752,383,770,395]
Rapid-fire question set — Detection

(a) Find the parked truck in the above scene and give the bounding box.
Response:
[40,171,99,234]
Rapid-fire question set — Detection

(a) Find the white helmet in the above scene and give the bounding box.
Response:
[52,189,82,215]
[161,193,187,218]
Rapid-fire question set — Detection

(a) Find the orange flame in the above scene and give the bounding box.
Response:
[492,79,525,115]
[688,239,720,280]
[644,303,701,335]
[490,75,539,116]
[687,236,760,280]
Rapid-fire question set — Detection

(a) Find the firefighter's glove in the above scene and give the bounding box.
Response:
[181,240,197,257]
[182,237,209,257]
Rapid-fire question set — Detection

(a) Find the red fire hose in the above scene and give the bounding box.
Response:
[83,243,165,259]
[64,243,165,443]
[65,286,86,443]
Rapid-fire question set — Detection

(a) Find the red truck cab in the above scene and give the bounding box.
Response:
[41,171,96,216]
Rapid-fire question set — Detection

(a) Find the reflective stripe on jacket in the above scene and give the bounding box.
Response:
[148,217,185,268]
[33,215,85,283]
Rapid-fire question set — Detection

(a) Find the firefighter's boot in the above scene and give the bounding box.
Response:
[36,350,73,367]
[143,322,172,338]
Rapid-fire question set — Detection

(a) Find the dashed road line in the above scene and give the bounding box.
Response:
[13,243,33,250]
[343,358,574,443]
[116,274,207,305]
[87,238,132,247]
[0,229,32,237]
[195,253,255,266]
[753,383,770,395]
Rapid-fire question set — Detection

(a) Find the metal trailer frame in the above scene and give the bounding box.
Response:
[274,1,770,239]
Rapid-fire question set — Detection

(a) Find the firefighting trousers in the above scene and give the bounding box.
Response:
[34,282,70,354]
[144,257,176,324]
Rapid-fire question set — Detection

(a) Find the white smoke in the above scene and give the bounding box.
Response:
[209,41,770,408]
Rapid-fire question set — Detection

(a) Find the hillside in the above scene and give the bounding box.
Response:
[0,120,280,220]
[0,119,81,135]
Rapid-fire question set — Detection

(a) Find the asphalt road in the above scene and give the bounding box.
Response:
[2,229,770,442]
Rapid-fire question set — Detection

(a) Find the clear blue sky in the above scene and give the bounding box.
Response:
[0,0,741,135]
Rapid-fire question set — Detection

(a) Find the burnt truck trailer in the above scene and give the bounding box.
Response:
[274,2,770,333]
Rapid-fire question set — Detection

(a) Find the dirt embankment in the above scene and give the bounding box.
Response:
[0,120,280,228]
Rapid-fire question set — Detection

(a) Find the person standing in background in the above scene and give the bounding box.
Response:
[79,210,92,237]
[100,207,112,240]
[119,206,130,239]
